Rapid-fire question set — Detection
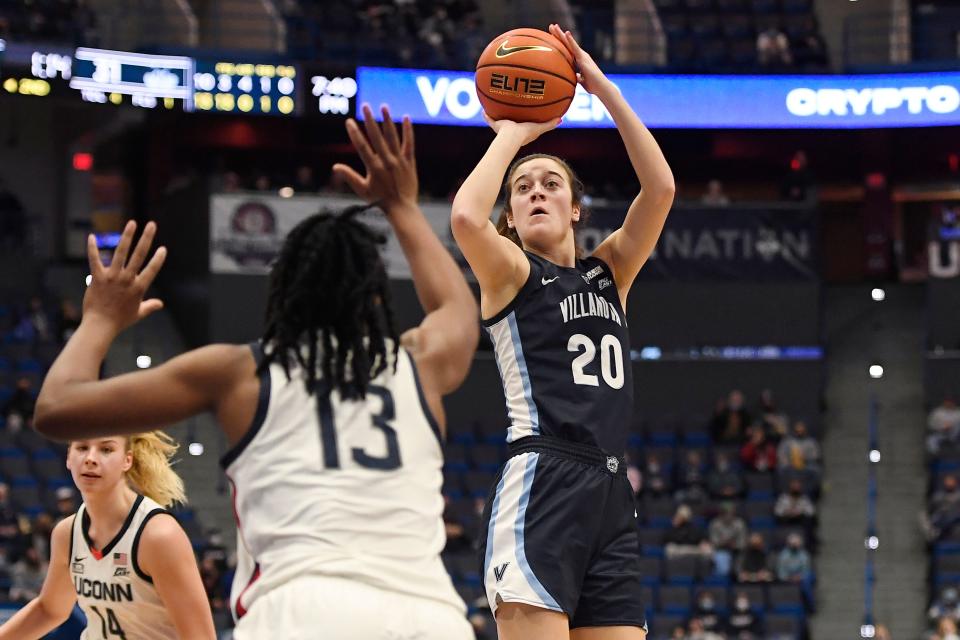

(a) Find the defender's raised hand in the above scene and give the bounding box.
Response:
[84,220,166,334]
[332,103,418,214]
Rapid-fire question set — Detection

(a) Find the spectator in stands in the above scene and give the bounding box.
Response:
[707,452,745,499]
[57,298,81,343]
[0,178,26,251]
[737,532,773,583]
[928,396,960,455]
[709,502,747,576]
[693,590,727,634]
[669,626,686,640]
[711,390,751,444]
[25,296,52,343]
[928,474,960,541]
[774,478,816,529]
[442,496,473,553]
[776,532,812,583]
[727,591,761,636]
[687,616,724,640]
[676,449,709,504]
[757,21,793,69]
[700,180,730,207]
[28,513,54,563]
[741,425,777,472]
[3,377,36,431]
[929,586,960,624]
[292,165,319,193]
[645,452,671,497]
[933,617,960,640]
[9,546,45,602]
[792,16,829,70]
[758,388,790,443]
[200,556,226,613]
[0,483,20,548]
[53,487,76,524]
[664,504,712,559]
[777,421,821,471]
[253,172,272,192]
[781,150,816,203]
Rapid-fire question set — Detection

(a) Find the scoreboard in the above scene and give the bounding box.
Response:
[193,60,297,115]
[0,41,334,117]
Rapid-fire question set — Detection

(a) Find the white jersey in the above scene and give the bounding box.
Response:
[69,495,177,640]
[223,343,465,624]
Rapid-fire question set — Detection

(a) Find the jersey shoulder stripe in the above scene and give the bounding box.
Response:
[131,509,172,584]
[220,342,271,469]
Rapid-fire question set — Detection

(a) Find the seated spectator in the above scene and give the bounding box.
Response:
[200,556,226,613]
[709,502,747,576]
[929,587,960,624]
[777,421,821,471]
[442,496,476,553]
[929,396,960,455]
[693,590,727,634]
[664,505,712,559]
[774,479,816,529]
[776,532,812,583]
[758,388,790,443]
[687,617,724,640]
[741,425,776,473]
[292,165,319,193]
[928,475,960,541]
[54,487,77,524]
[711,390,752,444]
[28,513,54,563]
[676,450,709,504]
[0,483,20,548]
[757,22,793,69]
[645,452,672,497]
[728,590,762,636]
[933,616,960,640]
[737,532,773,582]
[669,626,686,640]
[57,298,81,343]
[707,452,745,499]
[9,546,45,601]
[700,179,730,207]
[792,16,829,69]
[3,377,37,431]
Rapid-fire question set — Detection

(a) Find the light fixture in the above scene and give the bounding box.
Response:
[871,288,885,302]
[85,275,92,286]
[865,536,879,550]
[869,449,881,463]
[869,364,884,378]
[861,625,875,638]
[278,186,294,198]
[136,355,152,369]
[188,442,204,456]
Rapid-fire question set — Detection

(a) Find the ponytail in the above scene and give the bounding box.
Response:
[125,432,186,508]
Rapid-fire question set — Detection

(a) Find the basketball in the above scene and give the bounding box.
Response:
[475,28,577,123]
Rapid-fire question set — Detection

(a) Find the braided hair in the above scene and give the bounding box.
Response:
[258,204,398,399]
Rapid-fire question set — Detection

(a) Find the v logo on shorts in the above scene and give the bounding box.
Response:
[493,562,510,582]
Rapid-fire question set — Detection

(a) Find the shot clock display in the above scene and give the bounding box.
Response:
[193,60,298,115]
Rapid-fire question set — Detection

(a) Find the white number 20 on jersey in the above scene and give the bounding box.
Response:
[567,334,625,389]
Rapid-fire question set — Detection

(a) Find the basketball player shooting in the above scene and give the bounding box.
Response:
[32,104,479,638]
[451,24,676,640]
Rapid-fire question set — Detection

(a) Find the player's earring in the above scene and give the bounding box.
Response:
[572,207,581,223]
[507,215,515,229]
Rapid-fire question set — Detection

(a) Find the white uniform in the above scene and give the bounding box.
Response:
[223,344,470,640]
[69,495,177,640]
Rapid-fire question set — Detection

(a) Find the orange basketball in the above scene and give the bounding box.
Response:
[475,28,577,123]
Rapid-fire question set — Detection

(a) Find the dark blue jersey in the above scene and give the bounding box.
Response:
[483,251,634,454]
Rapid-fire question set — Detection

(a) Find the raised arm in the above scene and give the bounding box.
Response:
[450,116,558,309]
[549,25,675,305]
[332,105,479,426]
[34,222,256,443]
[0,518,77,639]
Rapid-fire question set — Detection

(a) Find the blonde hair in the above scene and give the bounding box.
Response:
[125,432,186,508]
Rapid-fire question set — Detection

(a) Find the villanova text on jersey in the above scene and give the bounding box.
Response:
[483,252,634,454]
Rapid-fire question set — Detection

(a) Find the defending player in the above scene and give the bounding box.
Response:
[0,432,216,639]
[32,105,479,638]
[450,25,675,640]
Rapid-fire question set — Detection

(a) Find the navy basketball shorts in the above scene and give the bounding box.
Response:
[477,435,648,630]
